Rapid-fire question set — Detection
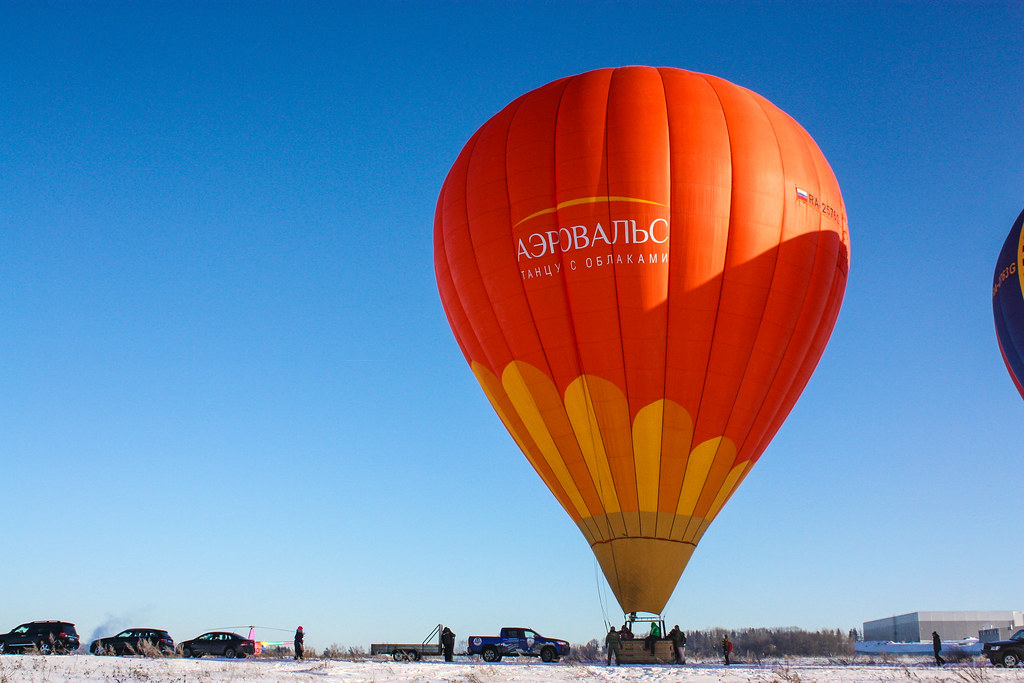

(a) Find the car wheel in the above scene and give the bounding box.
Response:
[1003,652,1021,667]
[482,646,500,662]
[38,642,52,655]
[182,646,194,658]
[0,641,6,654]
[541,646,556,662]
[224,647,236,659]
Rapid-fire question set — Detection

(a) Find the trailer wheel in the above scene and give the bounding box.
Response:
[392,651,409,661]
[541,646,557,662]
[410,650,421,661]
[482,646,501,662]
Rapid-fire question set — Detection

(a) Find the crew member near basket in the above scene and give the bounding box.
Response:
[605,626,621,666]
[668,625,686,664]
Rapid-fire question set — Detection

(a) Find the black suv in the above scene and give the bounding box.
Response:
[983,628,1024,667]
[90,628,175,656]
[0,621,80,654]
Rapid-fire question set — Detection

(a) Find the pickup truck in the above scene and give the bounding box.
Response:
[467,627,569,662]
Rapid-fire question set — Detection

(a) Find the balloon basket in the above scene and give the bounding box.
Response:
[611,612,676,665]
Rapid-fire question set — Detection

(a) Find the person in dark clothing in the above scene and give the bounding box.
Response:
[441,626,455,662]
[932,631,945,666]
[722,635,732,665]
[605,627,621,666]
[294,626,304,661]
[668,625,686,664]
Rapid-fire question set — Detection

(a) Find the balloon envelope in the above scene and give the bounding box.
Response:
[434,67,849,614]
[993,208,1024,398]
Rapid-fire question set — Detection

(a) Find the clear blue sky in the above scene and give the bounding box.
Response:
[2,1,1022,650]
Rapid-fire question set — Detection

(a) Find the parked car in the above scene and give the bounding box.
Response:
[0,621,80,654]
[179,631,255,658]
[90,628,174,656]
[983,629,1024,667]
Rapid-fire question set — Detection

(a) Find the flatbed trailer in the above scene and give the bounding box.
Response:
[370,624,443,661]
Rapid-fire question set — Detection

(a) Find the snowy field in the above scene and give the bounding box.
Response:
[1,655,1023,682]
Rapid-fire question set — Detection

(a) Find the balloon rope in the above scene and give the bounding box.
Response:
[595,558,611,629]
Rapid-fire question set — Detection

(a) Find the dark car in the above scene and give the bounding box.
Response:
[179,631,255,659]
[90,628,174,656]
[0,621,80,654]
[983,628,1024,667]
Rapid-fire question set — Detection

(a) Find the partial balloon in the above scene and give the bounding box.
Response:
[993,208,1024,398]
[434,67,849,614]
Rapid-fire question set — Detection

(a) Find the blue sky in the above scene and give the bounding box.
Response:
[2,1,1022,650]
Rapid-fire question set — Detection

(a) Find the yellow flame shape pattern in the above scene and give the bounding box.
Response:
[472,359,752,612]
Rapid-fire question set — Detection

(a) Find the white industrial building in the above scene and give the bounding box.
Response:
[863,611,1024,643]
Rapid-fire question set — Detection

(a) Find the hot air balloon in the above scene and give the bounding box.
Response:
[993,207,1024,398]
[434,66,849,615]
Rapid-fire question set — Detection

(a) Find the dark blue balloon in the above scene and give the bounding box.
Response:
[993,208,1024,398]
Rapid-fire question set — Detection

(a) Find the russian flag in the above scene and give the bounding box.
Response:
[796,187,810,202]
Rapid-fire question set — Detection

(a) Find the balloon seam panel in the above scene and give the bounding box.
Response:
[666,72,731,542]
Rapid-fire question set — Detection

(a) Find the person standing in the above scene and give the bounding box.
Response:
[294,626,304,661]
[668,625,686,664]
[932,631,945,666]
[722,635,732,665]
[605,626,621,666]
[441,626,455,662]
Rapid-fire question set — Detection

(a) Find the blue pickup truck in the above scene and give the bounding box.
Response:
[467,627,570,662]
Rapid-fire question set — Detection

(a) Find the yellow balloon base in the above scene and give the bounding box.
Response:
[590,536,696,615]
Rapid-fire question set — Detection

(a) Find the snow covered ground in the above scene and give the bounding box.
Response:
[1,655,1022,682]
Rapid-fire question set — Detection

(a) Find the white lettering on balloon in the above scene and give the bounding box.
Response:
[516,217,669,281]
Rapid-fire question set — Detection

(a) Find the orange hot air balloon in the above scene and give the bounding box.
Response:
[434,66,849,615]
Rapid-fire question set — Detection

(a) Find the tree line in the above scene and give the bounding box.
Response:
[685,627,855,659]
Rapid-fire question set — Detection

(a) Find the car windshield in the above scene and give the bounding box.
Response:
[1011,630,1024,642]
